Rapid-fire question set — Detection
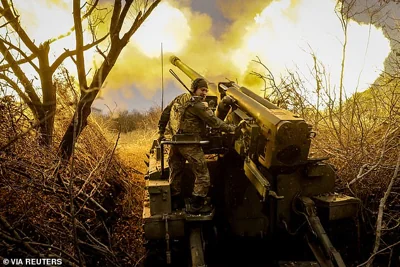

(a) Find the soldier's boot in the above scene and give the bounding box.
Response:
[171,194,184,210]
[187,196,212,214]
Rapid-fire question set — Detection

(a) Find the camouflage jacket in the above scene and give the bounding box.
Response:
[158,93,232,136]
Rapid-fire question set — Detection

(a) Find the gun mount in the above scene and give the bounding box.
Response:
[142,56,360,266]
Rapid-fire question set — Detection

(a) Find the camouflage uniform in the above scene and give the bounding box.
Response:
[158,93,234,198]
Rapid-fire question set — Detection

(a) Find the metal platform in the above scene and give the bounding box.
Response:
[185,209,215,221]
[143,199,215,240]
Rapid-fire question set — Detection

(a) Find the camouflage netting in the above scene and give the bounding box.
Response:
[0,95,146,266]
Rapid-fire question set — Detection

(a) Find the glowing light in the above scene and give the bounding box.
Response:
[2,0,391,110]
[3,0,97,84]
[231,0,391,98]
[13,0,73,45]
[131,2,190,58]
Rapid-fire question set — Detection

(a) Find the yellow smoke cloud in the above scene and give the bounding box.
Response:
[229,0,391,98]
[104,1,192,96]
[131,2,191,57]
[105,0,243,98]
[107,0,390,107]
[2,0,392,109]
[12,0,72,44]
[3,0,95,88]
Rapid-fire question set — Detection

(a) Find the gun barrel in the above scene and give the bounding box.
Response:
[170,56,218,96]
[170,55,311,167]
[170,54,301,127]
[231,84,279,110]
[170,56,202,80]
[171,55,272,124]
[226,87,281,125]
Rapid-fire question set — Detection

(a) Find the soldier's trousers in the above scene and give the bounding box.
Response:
[168,144,210,198]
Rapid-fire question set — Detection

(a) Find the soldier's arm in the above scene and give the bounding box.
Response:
[158,101,173,134]
[193,102,234,132]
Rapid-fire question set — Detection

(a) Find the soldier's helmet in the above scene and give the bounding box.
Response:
[190,78,208,92]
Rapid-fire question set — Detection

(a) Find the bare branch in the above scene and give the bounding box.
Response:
[48,0,100,44]
[0,53,37,72]
[83,0,100,21]
[0,38,39,72]
[114,0,133,38]
[0,73,34,108]
[50,34,109,73]
[365,150,400,267]
[0,0,39,53]
[357,240,400,267]
[73,0,88,89]
[124,0,161,40]
[110,0,122,36]
[0,41,42,109]
[348,126,399,185]
[0,18,12,28]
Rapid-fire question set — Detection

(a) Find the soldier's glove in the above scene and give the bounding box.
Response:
[222,125,236,135]
[233,120,248,137]
[227,125,236,134]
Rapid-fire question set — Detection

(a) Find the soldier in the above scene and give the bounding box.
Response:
[157,78,235,213]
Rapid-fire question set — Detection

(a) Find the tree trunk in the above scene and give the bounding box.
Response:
[58,91,93,159]
[37,111,55,146]
[59,45,121,160]
[58,0,161,160]
[37,43,56,146]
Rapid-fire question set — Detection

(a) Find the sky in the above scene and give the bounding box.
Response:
[2,0,396,113]
[93,0,393,113]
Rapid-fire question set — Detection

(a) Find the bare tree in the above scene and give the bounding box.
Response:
[335,0,358,145]
[59,0,161,160]
[0,0,161,154]
[0,0,106,145]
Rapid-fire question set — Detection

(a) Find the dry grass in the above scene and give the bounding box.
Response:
[116,129,158,174]
[1,78,398,265]
[0,96,152,266]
